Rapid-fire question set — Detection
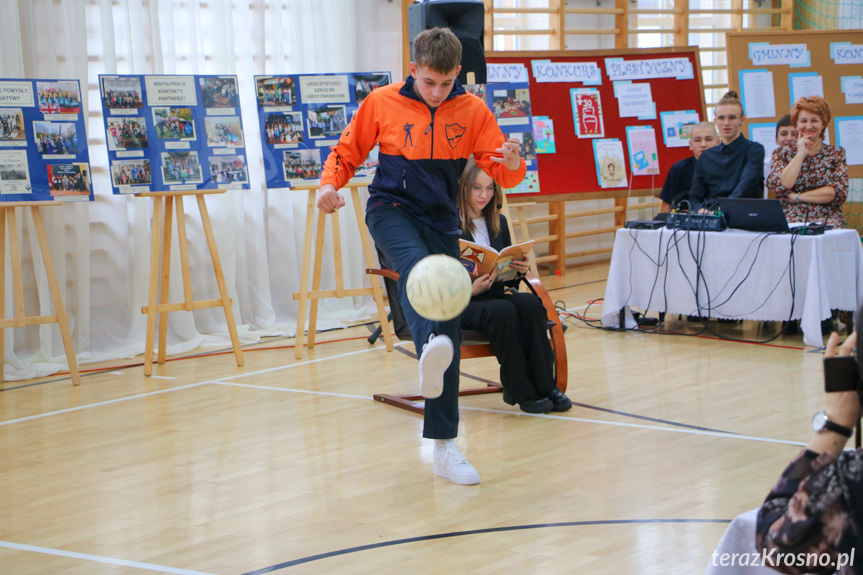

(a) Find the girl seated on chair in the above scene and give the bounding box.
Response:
[457,158,572,414]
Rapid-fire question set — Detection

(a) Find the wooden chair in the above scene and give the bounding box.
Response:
[366,258,568,415]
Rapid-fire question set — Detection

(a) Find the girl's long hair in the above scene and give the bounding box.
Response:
[457,157,502,238]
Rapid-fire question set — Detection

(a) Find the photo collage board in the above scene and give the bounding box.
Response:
[98,74,250,194]
[464,81,539,194]
[254,72,391,189]
[0,78,93,202]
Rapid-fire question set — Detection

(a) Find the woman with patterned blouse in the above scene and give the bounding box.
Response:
[756,331,863,574]
[767,96,849,228]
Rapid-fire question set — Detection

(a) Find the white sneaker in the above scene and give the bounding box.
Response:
[433,440,481,485]
[418,334,453,399]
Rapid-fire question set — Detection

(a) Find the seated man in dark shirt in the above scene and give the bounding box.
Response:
[689,90,766,211]
[658,121,718,212]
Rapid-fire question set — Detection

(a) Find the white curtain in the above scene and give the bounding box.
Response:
[0,0,403,379]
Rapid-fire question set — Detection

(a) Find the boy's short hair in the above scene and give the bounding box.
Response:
[412,27,462,74]
[692,121,717,135]
[775,114,792,138]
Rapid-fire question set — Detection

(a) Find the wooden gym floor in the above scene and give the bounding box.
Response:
[0,260,833,574]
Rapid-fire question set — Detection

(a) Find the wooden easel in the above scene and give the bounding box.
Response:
[138,190,244,376]
[292,181,393,359]
[0,201,80,385]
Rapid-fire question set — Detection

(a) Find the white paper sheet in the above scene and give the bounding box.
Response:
[790,74,824,105]
[845,78,863,105]
[614,82,655,119]
[836,117,863,166]
[740,70,776,119]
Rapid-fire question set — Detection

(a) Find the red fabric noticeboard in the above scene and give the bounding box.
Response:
[486,48,707,200]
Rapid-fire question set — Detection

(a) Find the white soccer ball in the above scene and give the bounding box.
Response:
[406,254,472,321]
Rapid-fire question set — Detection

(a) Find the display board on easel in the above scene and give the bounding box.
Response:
[98,74,250,193]
[727,30,863,178]
[253,72,391,189]
[484,47,707,200]
[97,74,247,376]
[0,78,93,202]
[251,70,395,359]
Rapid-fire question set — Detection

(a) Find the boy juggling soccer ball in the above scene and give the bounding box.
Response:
[317,27,525,485]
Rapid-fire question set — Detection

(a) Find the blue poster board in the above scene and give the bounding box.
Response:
[98,74,250,194]
[254,72,391,189]
[0,78,93,202]
[465,81,539,194]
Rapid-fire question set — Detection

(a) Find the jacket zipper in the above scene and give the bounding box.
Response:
[426,108,436,161]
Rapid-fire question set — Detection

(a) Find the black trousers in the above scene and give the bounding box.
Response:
[460,291,555,402]
[366,204,462,440]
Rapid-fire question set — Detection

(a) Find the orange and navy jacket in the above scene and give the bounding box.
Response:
[321,76,527,233]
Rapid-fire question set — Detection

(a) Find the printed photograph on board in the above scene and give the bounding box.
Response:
[352,73,390,105]
[492,88,532,118]
[161,151,203,185]
[256,76,296,107]
[101,76,144,109]
[200,77,239,109]
[464,84,487,102]
[209,155,248,185]
[111,158,152,187]
[106,117,149,151]
[37,80,81,114]
[0,109,25,142]
[265,112,303,145]
[33,121,79,155]
[283,149,322,180]
[153,107,196,140]
[306,105,346,139]
[204,116,244,147]
[47,163,90,197]
[507,131,537,163]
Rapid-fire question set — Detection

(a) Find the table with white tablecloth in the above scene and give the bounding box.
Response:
[600,228,863,348]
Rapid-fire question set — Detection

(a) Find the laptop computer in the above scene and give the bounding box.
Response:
[718,198,789,233]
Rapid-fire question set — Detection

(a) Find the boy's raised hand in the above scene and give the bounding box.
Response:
[491,137,522,171]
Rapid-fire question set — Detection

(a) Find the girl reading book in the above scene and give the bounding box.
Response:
[457,157,572,414]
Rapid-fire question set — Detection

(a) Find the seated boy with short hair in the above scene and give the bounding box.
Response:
[658,121,719,212]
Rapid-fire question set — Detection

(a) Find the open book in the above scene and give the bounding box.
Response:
[459,239,535,282]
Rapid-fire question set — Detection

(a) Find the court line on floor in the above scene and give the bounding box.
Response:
[212,381,369,400]
[0,345,400,427]
[0,540,217,575]
[457,405,807,447]
[205,343,407,384]
[209,381,806,447]
[237,518,730,574]
[0,383,210,427]
[0,344,804,449]
[392,345,735,434]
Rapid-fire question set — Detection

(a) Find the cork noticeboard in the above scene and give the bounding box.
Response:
[727,30,863,179]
